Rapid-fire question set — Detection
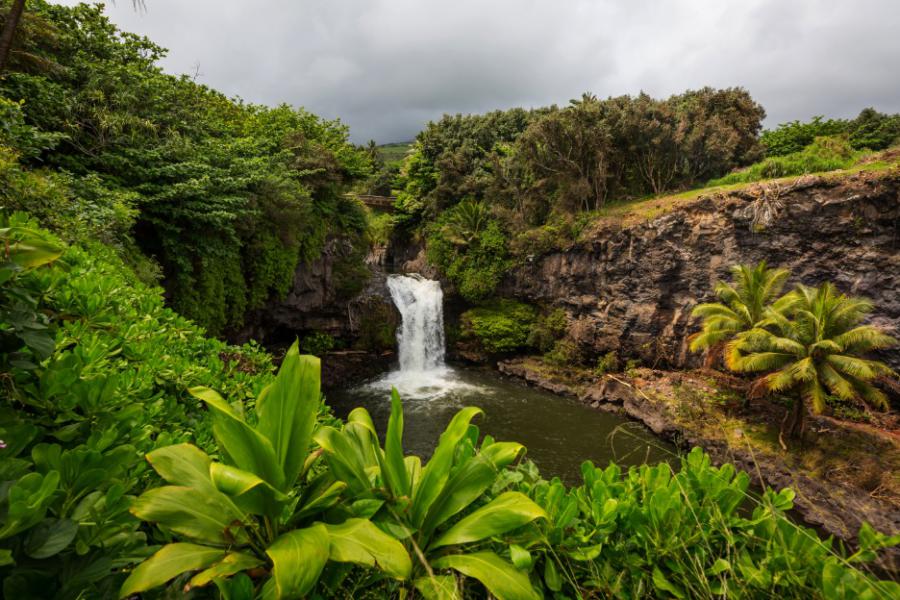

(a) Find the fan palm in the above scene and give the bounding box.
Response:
[690,261,791,367]
[728,283,896,437]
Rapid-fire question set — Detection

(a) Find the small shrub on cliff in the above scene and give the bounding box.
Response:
[300,331,336,356]
[527,308,569,353]
[594,350,620,376]
[544,339,580,366]
[460,299,536,354]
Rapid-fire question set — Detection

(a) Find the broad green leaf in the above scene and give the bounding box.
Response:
[324,518,412,580]
[146,443,214,489]
[210,462,288,518]
[266,524,329,598]
[544,558,562,592]
[414,575,461,600]
[130,486,246,545]
[432,552,540,600]
[421,455,497,538]
[0,549,13,567]
[430,492,547,549]
[0,471,60,539]
[119,543,225,598]
[214,573,255,600]
[381,388,409,498]
[314,426,373,494]
[412,406,483,526]
[24,518,78,559]
[481,442,525,469]
[509,544,532,570]
[256,343,320,489]
[292,479,347,522]
[652,566,685,599]
[191,386,285,490]
[188,552,263,588]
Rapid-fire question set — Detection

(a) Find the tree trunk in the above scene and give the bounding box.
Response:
[787,397,805,440]
[0,0,27,74]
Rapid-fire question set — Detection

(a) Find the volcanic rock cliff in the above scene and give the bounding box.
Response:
[501,171,900,370]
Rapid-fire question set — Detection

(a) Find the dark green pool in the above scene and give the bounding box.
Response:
[327,365,675,485]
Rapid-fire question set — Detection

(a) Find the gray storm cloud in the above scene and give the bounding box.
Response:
[55,0,900,143]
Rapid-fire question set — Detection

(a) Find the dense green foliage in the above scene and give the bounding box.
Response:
[123,344,410,599]
[460,300,537,354]
[400,88,765,299]
[727,282,897,437]
[0,217,278,597]
[707,135,866,186]
[761,109,900,156]
[0,1,372,334]
[692,263,897,436]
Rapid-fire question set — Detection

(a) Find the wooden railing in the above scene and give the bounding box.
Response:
[346,193,397,212]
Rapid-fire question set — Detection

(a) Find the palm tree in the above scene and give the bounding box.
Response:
[690,261,791,367]
[441,200,489,246]
[728,283,896,438]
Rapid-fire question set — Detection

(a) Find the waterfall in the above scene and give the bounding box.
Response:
[387,274,446,372]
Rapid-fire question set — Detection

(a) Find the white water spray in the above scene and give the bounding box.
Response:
[387,274,446,372]
[366,274,479,400]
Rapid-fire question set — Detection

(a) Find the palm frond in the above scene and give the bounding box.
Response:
[848,378,890,411]
[834,326,897,354]
[818,362,856,402]
[730,351,794,373]
[802,379,828,414]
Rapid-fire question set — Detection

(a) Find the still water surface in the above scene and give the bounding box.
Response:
[327,365,676,485]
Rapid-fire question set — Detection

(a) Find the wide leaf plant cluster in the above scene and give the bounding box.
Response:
[123,343,411,599]
[315,391,547,599]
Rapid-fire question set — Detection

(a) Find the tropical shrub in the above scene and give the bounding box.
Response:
[315,391,547,599]
[690,260,791,368]
[0,221,276,598]
[761,109,900,157]
[517,447,900,599]
[594,350,620,376]
[426,206,511,302]
[460,300,537,354]
[761,116,850,156]
[727,283,897,437]
[527,308,568,353]
[301,331,336,356]
[122,343,410,599]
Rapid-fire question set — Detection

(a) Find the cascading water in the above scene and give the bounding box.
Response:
[366,273,475,400]
[387,274,446,372]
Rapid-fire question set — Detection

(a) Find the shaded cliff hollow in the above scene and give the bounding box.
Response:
[501,171,900,371]
[232,238,399,384]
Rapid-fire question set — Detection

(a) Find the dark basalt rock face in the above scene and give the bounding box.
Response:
[501,173,900,371]
[231,239,401,387]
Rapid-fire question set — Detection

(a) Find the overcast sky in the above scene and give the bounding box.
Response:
[54,0,900,143]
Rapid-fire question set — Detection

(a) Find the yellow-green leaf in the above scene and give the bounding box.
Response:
[119,543,225,598]
[432,552,540,600]
[266,524,329,598]
[430,492,547,550]
[324,518,411,580]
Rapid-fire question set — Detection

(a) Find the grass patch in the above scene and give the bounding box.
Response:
[377,141,413,166]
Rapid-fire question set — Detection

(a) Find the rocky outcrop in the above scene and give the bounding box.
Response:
[501,172,900,370]
[231,238,401,387]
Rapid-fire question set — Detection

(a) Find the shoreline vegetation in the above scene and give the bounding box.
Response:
[1,1,899,598]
